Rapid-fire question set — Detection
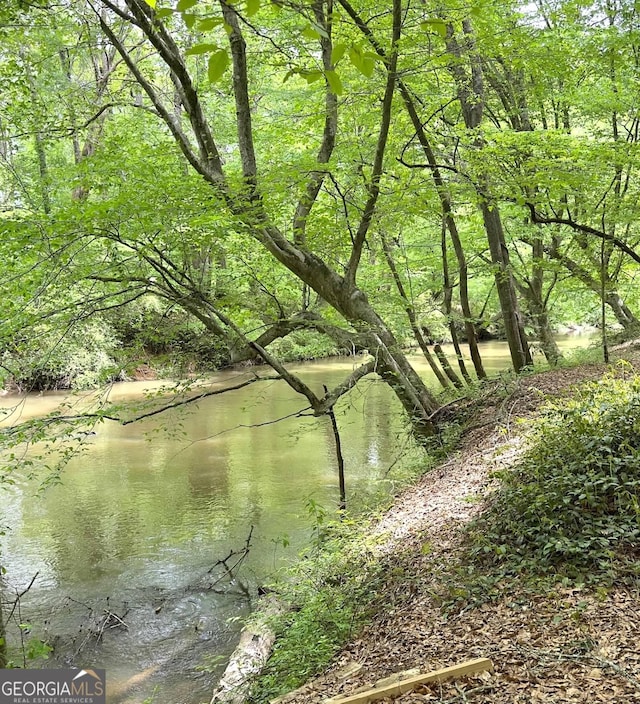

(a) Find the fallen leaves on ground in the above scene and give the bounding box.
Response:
[280,349,640,704]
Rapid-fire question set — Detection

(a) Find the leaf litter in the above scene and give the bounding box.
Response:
[276,349,640,704]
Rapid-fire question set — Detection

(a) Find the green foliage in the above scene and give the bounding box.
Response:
[249,505,385,703]
[106,298,229,372]
[1,319,120,391]
[22,634,53,663]
[0,625,53,669]
[466,362,640,585]
[268,330,343,363]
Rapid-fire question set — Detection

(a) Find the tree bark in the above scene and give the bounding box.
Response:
[445,19,532,372]
[480,200,533,371]
[441,225,473,383]
[0,583,7,670]
[380,234,453,389]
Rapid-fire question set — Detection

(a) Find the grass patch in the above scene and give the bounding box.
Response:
[248,506,387,703]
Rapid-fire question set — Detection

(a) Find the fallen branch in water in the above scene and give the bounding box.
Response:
[207,526,254,598]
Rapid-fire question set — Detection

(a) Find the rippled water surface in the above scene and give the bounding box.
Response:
[0,338,593,703]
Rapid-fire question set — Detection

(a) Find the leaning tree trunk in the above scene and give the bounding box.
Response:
[545,244,640,332]
[606,292,640,331]
[99,0,441,442]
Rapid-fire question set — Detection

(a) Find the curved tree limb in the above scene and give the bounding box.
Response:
[525,202,640,265]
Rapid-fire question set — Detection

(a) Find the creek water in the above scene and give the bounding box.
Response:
[0,337,594,704]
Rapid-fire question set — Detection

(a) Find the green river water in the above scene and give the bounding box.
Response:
[0,338,594,703]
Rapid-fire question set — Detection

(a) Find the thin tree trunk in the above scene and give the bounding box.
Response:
[334,0,486,380]
[544,244,640,330]
[324,385,346,511]
[481,201,533,371]
[445,19,532,372]
[601,238,610,363]
[21,49,51,214]
[441,224,472,383]
[380,233,453,389]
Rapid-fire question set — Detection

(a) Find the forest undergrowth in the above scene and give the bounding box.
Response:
[248,346,640,704]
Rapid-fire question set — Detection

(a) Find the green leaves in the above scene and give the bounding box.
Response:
[176,0,198,10]
[197,17,223,30]
[246,0,261,17]
[466,364,640,585]
[325,70,343,96]
[300,22,329,40]
[183,41,230,83]
[283,67,342,94]
[420,19,447,38]
[208,49,229,83]
[331,42,347,66]
[284,41,380,93]
[185,42,218,56]
[348,46,378,78]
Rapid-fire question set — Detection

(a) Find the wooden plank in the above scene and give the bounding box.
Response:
[325,658,493,704]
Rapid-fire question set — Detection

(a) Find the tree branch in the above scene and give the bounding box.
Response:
[315,359,378,413]
[293,0,338,245]
[124,0,226,183]
[344,0,400,288]
[92,7,207,184]
[120,375,278,424]
[220,0,258,185]
[525,202,640,266]
[0,376,279,440]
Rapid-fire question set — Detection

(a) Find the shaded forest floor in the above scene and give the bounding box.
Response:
[273,347,640,704]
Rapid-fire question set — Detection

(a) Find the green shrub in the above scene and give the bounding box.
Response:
[268,330,344,362]
[105,298,229,370]
[1,319,120,391]
[467,362,640,584]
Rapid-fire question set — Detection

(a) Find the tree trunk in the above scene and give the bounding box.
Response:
[21,48,51,214]
[481,201,533,371]
[606,293,640,331]
[445,19,532,372]
[380,233,454,389]
[394,86,486,380]
[513,237,562,366]
[0,578,7,669]
[441,224,473,383]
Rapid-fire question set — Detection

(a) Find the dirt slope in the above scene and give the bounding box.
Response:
[277,353,640,704]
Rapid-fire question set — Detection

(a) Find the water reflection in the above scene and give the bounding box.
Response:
[0,337,594,703]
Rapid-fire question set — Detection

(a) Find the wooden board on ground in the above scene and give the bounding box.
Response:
[324,657,494,704]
